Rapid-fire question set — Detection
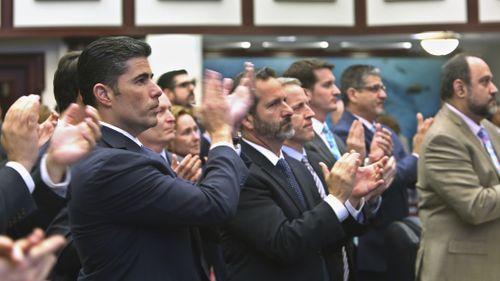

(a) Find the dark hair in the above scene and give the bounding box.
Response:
[246,67,277,115]
[78,36,151,106]
[340,64,380,105]
[283,58,334,89]
[440,53,470,101]
[157,69,188,91]
[53,51,81,113]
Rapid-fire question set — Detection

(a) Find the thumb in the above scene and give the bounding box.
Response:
[319,162,329,178]
[171,154,178,169]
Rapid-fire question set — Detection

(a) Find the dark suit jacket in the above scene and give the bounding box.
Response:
[0,160,66,236]
[221,140,363,281]
[334,110,417,272]
[305,132,347,189]
[68,126,248,281]
[0,166,37,233]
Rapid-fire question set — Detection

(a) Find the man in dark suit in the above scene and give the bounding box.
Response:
[221,68,384,281]
[0,94,100,235]
[279,77,387,281]
[334,64,432,281]
[67,36,251,281]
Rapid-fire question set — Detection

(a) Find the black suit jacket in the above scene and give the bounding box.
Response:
[0,166,37,233]
[221,141,363,281]
[68,126,248,281]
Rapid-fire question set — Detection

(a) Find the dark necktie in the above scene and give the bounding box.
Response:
[276,158,307,209]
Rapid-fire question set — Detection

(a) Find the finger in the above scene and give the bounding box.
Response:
[28,235,65,260]
[84,115,101,141]
[171,154,179,170]
[61,103,85,125]
[79,123,96,148]
[242,62,255,88]
[222,78,233,96]
[319,162,330,178]
[0,237,14,259]
[416,112,424,128]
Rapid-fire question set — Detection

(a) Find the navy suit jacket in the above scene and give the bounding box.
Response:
[68,126,248,281]
[0,161,66,235]
[334,110,417,272]
[221,141,364,281]
[0,166,37,233]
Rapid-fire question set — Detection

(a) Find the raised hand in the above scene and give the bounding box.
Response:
[38,111,59,149]
[412,112,433,155]
[366,156,396,202]
[369,123,393,163]
[46,104,101,182]
[171,154,202,182]
[1,95,41,172]
[349,156,387,207]
[0,228,65,281]
[320,151,361,203]
[226,62,254,128]
[346,120,366,161]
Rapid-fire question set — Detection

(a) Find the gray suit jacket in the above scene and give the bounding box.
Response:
[416,105,500,281]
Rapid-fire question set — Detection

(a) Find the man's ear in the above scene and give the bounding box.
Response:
[94,83,112,107]
[164,88,175,103]
[241,114,254,132]
[346,87,358,104]
[453,79,466,99]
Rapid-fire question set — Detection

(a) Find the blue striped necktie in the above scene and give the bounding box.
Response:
[322,126,342,160]
[477,128,500,174]
[301,156,326,199]
[276,158,307,209]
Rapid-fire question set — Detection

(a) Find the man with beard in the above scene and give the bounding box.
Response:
[416,54,500,281]
[221,68,384,281]
[157,69,196,110]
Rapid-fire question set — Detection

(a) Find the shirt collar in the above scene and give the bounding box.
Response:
[353,114,375,131]
[312,118,326,136]
[100,121,144,147]
[242,138,283,165]
[445,103,483,137]
[281,145,306,162]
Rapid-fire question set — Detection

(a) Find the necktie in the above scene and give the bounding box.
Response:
[276,158,307,209]
[342,246,350,281]
[477,128,500,174]
[301,156,327,199]
[322,126,342,160]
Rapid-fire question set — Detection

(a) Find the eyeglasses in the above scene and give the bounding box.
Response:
[175,79,196,89]
[356,84,386,93]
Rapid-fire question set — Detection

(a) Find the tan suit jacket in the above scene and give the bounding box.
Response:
[416,105,500,281]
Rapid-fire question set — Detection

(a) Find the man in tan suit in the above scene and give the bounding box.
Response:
[416,54,500,281]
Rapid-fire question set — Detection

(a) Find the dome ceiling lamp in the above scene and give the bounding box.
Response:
[414,31,460,56]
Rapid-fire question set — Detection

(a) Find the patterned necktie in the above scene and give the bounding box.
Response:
[477,128,500,174]
[342,246,350,281]
[301,156,327,199]
[322,126,342,160]
[276,158,307,209]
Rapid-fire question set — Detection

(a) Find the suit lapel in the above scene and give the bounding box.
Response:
[241,141,306,212]
[100,126,175,175]
[444,107,495,164]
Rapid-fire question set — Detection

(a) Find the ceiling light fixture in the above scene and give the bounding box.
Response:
[414,31,460,56]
